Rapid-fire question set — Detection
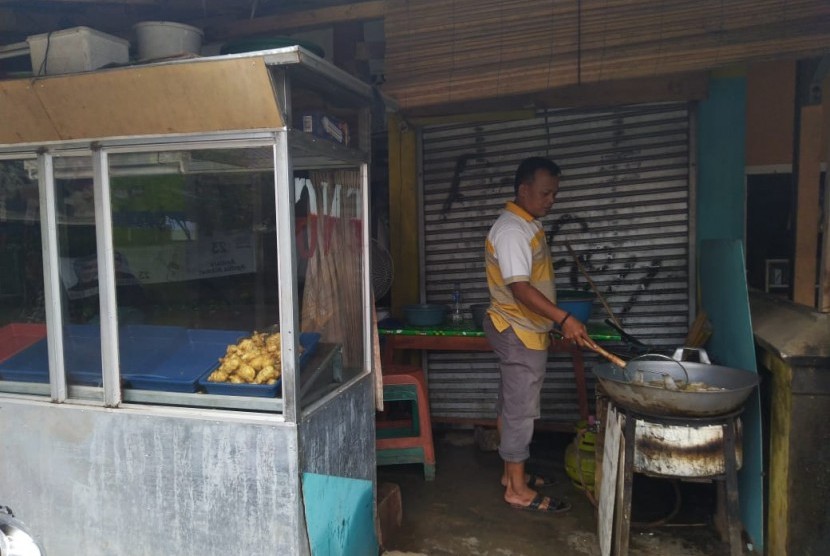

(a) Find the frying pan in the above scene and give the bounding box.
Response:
[593,355,759,417]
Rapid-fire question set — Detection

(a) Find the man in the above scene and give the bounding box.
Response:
[483,156,597,514]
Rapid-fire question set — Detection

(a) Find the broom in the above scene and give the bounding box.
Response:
[684,309,712,348]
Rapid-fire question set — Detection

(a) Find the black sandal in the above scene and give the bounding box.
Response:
[509,493,571,514]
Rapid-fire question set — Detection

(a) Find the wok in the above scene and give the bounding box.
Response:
[593,355,759,418]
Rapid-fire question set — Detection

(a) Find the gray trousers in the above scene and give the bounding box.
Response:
[483,316,548,463]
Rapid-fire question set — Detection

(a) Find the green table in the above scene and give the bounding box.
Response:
[378,321,619,340]
[378,321,620,421]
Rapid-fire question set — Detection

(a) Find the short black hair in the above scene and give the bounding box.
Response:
[513,157,561,194]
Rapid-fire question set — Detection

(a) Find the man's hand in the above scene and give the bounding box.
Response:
[560,316,597,349]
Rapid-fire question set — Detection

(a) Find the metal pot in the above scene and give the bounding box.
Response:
[593,354,759,417]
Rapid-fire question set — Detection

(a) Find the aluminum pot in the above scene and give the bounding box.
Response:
[593,355,759,417]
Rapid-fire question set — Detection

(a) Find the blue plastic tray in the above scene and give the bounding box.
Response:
[0,324,103,384]
[122,328,248,392]
[0,325,246,391]
[0,324,180,385]
[198,332,321,398]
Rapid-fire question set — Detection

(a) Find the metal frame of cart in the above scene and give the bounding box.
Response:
[0,48,376,555]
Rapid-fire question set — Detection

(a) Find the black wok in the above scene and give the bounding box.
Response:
[593,356,759,418]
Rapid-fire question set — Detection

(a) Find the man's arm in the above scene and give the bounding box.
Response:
[509,281,597,348]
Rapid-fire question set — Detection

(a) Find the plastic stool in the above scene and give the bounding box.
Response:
[376,365,436,481]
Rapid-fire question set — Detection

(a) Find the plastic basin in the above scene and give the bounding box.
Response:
[134,21,203,61]
[403,304,447,327]
[557,290,596,324]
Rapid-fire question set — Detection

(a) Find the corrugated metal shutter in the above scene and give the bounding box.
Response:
[421,102,692,424]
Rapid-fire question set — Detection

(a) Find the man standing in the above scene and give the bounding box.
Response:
[483,157,596,514]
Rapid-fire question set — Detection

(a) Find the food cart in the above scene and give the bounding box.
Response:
[0,47,376,555]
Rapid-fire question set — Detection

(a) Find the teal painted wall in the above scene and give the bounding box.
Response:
[697,76,747,242]
[699,240,763,551]
[696,76,764,551]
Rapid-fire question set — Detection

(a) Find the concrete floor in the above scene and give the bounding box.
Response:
[379,428,745,556]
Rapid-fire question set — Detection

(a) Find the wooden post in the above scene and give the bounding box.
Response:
[819,76,830,312]
[388,113,420,317]
[723,418,744,556]
[793,105,822,307]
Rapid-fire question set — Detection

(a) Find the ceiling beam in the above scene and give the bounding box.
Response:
[207,0,389,40]
[0,7,136,40]
[402,72,710,120]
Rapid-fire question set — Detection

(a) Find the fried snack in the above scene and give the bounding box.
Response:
[249,355,271,371]
[265,334,281,353]
[684,381,725,392]
[208,331,284,385]
[254,365,278,384]
[219,356,240,372]
[237,364,256,382]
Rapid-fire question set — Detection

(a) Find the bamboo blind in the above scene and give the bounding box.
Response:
[384,0,830,109]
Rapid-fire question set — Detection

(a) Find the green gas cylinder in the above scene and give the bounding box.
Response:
[564,418,597,493]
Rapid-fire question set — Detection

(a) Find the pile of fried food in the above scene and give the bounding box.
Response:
[207,331,283,385]
[681,381,726,392]
[644,378,725,392]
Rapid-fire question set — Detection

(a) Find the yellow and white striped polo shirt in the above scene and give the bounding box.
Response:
[485,201,556,350]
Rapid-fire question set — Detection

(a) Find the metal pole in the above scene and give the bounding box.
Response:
[92,149,122,407]
[274,133,299,423]
[37,153,67,402]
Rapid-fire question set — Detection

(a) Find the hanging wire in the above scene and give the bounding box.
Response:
[631,480,683,529]
[37,31,54,76]
[544,108,552,158]
[577,0,582,85]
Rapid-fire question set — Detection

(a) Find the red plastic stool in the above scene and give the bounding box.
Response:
[376,364,436,481]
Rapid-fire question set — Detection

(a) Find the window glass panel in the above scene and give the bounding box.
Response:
[55,162,104,389]
[108,147,281,398]
[0,159,48,393]
[296,169,365,406]
[1,151,367,407]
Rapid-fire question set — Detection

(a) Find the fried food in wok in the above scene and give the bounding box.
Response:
[644,379,725,392]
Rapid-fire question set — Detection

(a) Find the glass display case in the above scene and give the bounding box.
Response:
[0,49,372,414]
[0,49,376,555]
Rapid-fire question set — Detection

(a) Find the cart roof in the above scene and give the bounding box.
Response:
[0,46,373,149]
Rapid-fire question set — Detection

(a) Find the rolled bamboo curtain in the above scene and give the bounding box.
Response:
[384,0,830,110]
[301,170,364,369]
